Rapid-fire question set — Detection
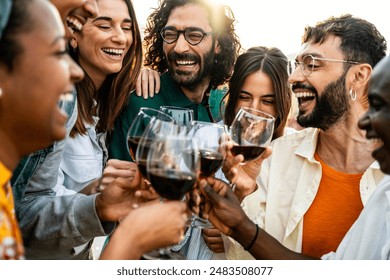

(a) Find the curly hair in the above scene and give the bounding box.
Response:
[223,46,292,140]
[143,0,241,89]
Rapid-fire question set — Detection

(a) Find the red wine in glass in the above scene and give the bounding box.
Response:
[147,169,196,200]
[230,145,265,162]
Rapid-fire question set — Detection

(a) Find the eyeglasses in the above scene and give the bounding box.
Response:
[288,54,360,76]
[160,27,212,46]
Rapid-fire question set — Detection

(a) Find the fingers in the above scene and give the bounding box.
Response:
[199,179,224,204]
[135,68,160,99]
[202,228,225,253]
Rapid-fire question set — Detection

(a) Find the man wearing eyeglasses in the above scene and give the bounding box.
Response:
[219,14,387,260]
[108,0,240,261]
[109,0,240,161]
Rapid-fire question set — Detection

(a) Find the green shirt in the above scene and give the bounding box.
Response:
[108,72,226,161]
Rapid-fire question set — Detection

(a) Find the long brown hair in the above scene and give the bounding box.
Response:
[69,0,142,136]
[223,46,291,140]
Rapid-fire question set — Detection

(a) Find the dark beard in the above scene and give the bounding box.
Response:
[167,48,215,90]
[297,73,350,131]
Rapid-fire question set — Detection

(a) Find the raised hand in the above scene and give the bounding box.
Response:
[222,138,272,200]
[135,68,160,99]
[198,177,249,237]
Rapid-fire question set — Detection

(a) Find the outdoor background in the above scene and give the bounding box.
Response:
[132,0,390,58]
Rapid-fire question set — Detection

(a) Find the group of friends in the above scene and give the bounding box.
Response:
[1,0,390,261]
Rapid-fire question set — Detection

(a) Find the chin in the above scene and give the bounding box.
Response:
[51,127,67,142]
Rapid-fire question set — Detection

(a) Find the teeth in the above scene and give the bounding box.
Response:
[369,138,383,145]
[59,93,74,102]
[102,48,124,55]
[294,92,315,98]
[66,16,83,31]
[176,60,195,65]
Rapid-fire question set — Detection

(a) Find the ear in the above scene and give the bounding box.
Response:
[70,38,78,50]
[350,63,372,90]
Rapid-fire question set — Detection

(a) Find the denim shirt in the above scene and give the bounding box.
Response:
[10,90,114,259]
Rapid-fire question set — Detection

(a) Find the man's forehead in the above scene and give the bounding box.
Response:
[166,3,211,30]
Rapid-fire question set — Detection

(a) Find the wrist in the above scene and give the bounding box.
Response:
[230,216,256,247]
[233,181,258,201]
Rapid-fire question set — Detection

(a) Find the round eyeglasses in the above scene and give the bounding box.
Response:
[160,27,213,46]
[288,54,360,76]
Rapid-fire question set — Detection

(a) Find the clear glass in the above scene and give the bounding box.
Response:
[136,119,181,179]
[159,105,194,127]
[229,107,275,163]
[186,121,228,228]
[126,107,173,163]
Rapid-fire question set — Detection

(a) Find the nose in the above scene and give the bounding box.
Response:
[67,55,84,83]
[112,27,126,44]
[173,33,190,53]
[288,65,306,85]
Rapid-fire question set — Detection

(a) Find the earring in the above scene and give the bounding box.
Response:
[0,87,3,98]
[349,88,357,101]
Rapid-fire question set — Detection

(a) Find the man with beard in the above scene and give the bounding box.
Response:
[208,14,387,260]
[194,54,390,260]
[109,0,241,162]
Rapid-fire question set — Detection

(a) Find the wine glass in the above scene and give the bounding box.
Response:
[186,121,228,228]
[136,118,179,179]
[229,107,275,163]
[142,126,200,260]
[159,105,194,126]
[126,107,173,163]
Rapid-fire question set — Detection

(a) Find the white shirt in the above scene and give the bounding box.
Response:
[225,128,384,260]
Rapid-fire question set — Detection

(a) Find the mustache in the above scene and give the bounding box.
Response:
[292,82,317,94]
[168,51,199,62]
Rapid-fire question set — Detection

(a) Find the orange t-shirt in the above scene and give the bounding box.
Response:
[0,161,24,259]
[302,153,363,258]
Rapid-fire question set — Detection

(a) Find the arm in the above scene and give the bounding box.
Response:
[199,177,317,260]
[100,201,187,260]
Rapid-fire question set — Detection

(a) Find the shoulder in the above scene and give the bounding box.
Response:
[272,127,318,148]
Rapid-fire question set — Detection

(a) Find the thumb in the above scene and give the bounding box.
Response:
[199,180,223,204]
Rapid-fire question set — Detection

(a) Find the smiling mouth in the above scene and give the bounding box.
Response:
[66,16,83,32]
[102,48,125,57]
[294,91,316,105]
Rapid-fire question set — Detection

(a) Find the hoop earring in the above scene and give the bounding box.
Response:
[349,88,357,101]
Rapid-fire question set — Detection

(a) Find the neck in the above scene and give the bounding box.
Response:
[316,103,376,173]
[0,130,21,171]
[180,77,212,104]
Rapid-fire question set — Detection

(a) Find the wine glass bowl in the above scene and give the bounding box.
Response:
[146,127,199,201]
[229,107,275,163]
[159,105,194,126]
[187,121,227,177]
[126,107,173,163]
